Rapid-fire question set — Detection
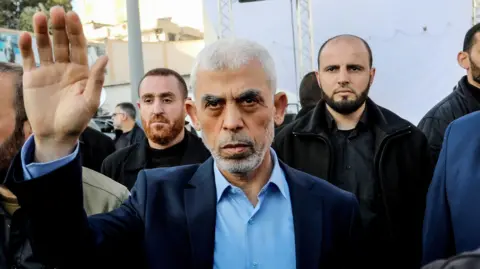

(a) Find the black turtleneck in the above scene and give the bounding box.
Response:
[146,133,188,169]
[465,79,480,103]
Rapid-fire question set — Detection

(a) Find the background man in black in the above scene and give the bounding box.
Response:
[273,34,434,268]
[101,68,210,189]
[418,23,480,163]
[296,71,322,119]
[80,126,116,172]
[112,102,145,150]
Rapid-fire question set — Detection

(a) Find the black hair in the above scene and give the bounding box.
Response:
[299,71,322,107]
[116,102,136,119]
[138,68,188,98]
[317,34,373,68]
[463,23,480,52]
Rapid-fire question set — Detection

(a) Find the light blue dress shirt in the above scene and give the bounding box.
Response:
[213,149,296,269]
[21,135,79,180]
[21,136,297,268]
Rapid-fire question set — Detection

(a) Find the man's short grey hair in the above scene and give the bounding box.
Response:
[190,38,277,94]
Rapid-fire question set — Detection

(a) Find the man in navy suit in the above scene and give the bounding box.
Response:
[422,110,480,264]
[6,7,362,269]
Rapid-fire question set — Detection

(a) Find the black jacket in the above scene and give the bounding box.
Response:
[101,130,211,190]
[114,123,146,150]
[80,127,116,173]
[0,206,52,269]
[295,104,316,120]
[272,98,434,268]
[418,76,480,163]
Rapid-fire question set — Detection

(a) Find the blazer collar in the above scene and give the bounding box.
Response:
[184,157,324,269]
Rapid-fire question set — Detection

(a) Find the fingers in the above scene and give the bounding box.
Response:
[65,11,88,65]
[33,12,53,65]
[19,32,36,71]
[50,6,69,63]
[84,56,108,108]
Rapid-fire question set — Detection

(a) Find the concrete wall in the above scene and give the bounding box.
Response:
[104,39,205,86]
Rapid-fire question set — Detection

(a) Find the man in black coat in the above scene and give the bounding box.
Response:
[418,23,480,163]
[80,126,115,172]
[101,68,210,189]
[273,34,434,268]
[296,71,322,120]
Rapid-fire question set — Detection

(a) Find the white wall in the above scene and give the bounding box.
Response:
[202,0,473,124]
[102,84,132,112]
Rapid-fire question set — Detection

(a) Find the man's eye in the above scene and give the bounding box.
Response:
[163,99,173,104]
[242,98,258,106]
[144,98,153,103]
[206,101,221,109]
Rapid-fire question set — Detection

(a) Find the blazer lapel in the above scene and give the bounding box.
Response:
[281,162,324,269]
[184,158,217,269]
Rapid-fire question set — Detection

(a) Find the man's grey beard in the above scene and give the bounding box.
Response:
[201,120,275,176]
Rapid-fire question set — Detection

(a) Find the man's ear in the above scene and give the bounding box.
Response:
[369,67,376,87]
[315,71,321,88]
[458,51,470,70]
[185,99,201,131]
[274,92,288,126]
[23,121,32,140]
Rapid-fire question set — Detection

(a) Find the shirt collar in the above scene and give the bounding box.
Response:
[214,148,289,203]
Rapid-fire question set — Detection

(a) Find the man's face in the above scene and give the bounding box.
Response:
[317,37,374,115]
[189,60,286,175]
[138,75,186,146]
[112,106,126,129]
[0,74,24,171]
[467,34,480,84]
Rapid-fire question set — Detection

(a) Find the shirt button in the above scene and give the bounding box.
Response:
[252,262,258,267]
[248,218,254,225]
[346,165,351,169]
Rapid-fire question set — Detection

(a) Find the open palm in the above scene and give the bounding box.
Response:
[20,8,108,146]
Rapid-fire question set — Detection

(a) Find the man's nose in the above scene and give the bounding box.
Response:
[152,99,165,114]
[222,106,244,132]
[338,69,350,86]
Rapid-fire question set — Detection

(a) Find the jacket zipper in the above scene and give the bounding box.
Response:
[374,125,412,239]
[292,132,334,180]
[294,126,412,240]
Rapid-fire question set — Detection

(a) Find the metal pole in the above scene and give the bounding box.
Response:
[290,0,298,94]
[126,0,144,106]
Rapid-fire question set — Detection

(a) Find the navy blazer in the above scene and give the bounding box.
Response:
[422,111,480,265]
[7,153,361,269]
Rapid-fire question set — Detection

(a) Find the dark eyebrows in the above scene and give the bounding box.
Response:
[200,89,265,107]
[347,64,365,69]
[141,92,176,99]
[323,64,366,70]
[201,94,225,104]
[234,89,262,102]
[323,64,339,70]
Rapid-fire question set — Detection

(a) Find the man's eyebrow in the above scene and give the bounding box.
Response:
[234,89,262,101]
[141,92,176,99]
[201,94,225,103]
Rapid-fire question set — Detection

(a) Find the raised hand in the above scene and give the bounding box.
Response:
[19,7,108,162]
